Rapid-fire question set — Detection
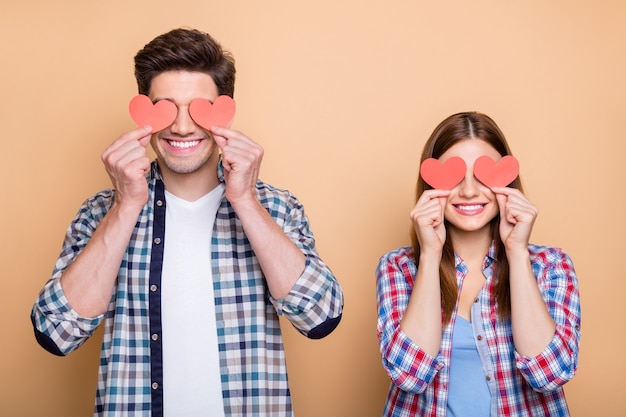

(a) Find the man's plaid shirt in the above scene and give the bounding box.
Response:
[32,160,343,417]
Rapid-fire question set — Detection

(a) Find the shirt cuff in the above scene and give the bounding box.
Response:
[515,330,578,392]
[382,327,444,394]
[270,257,342,335]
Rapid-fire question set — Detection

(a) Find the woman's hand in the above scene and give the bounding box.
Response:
[493,187,538,253]
[410,189,451,256]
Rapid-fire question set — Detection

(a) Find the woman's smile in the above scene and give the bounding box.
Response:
[452,202,487,216]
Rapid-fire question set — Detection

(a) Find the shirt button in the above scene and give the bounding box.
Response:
[156,200,163,207]
[152,382,159,390]
[477,335,483,341]
[151,333,159,341]
[485,375,491,381]
[154,237,161,245]
[150,284,158,292]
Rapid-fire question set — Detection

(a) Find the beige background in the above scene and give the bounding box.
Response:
[2,1,623,416]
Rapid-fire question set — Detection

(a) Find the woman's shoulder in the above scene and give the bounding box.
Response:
[377,246,416,271]
[528,243,569,256]
[528,243,575,268]
[376,246,417,284]
[379,246,414,261]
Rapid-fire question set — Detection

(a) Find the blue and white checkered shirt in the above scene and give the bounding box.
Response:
[32,160,343,417]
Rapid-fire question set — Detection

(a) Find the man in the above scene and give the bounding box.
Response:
[31,28,343,417]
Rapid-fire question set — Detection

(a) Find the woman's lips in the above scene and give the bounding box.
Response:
[453,203,487,216]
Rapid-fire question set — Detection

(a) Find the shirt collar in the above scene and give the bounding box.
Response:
[217,156,226,183]
[149,161,162,181]
[485,241,496,267]
[454,240,497,270]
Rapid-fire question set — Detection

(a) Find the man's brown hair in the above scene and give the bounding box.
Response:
[134,28,236,97]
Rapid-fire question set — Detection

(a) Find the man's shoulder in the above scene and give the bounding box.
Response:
[83,187,116,204]
[74,188,117,219]
[255,180,299,205]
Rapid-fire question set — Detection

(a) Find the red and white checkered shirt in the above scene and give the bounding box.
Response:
[376,243,580,417]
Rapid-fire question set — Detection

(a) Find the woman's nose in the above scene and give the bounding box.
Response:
[458,168,481,197]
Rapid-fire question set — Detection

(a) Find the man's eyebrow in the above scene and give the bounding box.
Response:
[152,97,216,104]
[191,97,216,104]
[152,97,176,104]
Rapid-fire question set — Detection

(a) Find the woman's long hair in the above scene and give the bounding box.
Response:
[410,112,524,324]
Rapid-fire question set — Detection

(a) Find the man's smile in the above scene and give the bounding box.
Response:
[166,139,202,149]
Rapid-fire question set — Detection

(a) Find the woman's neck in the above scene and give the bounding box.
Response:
[448,227,493,264]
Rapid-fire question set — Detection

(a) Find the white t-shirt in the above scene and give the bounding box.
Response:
[161,185,226,417]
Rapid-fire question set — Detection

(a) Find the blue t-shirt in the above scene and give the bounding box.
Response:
[447,316,491,416]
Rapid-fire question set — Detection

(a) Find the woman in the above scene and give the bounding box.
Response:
[376,112,580,417]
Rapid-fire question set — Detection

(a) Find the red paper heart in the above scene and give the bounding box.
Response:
[128,95,177,132]
[189,96,236,130]
[473,155,519,187]
[420,156,467,190]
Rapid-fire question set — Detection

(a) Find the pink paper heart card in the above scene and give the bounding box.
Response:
[420,157,467,190]
[473,155,520,188]
[129,94,236,132]
[128,95,177,132]
[189,96,236,130]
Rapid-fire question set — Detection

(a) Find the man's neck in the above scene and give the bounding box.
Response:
[159,160,221,202]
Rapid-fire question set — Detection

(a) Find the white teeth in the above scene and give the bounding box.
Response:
[457,204,484,211]
[168,140,200,149]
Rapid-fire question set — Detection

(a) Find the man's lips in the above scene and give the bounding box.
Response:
[161,138,205,151]
[166,139,201,149]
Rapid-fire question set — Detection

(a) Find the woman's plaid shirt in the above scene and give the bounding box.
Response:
[376,244,580,417]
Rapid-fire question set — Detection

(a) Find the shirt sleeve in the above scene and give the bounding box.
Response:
[515,247,581,392]
[268,192,343,340]
[376,249,445,394]
[30,192,112,355]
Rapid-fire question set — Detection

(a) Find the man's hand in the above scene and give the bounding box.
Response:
[60,126,153,317]
[211,126,263,207]
[101,126,153,210]
[210,126,305,299]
